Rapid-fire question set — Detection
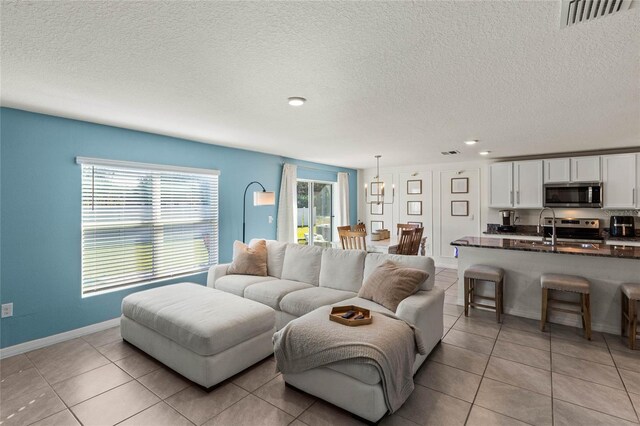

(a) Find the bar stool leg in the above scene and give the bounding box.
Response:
[464,277,470,317]
[541,288,548,332]
[621,293,627,337]
[500,279,505,314]
[495,281,501,323]
[583,294,592,341]
[580,294,586,331]
[629,298,636,350]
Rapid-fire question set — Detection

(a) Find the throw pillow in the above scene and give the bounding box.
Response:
[227,240,268,276]
[358,260,428,312]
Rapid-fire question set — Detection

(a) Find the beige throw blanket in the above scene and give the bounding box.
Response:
[273,306,426,413]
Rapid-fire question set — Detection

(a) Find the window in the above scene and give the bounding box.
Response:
[296,180,333,248]
[78,157,219,295]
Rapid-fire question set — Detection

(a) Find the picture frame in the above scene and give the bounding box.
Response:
[407,201,422,216]
[370,220,384,232]
[406,179,422,195]
[451,177,469,194]
[408,221,423,227]
[370,182,384,196]
[451,200,469,216]
[370,202,383,215]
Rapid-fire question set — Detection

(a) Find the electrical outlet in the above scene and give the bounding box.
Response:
[1,303,13,318]
[268,215,274,224]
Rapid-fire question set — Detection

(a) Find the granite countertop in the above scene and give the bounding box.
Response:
[484,224,640,242]
[451,236,640,260]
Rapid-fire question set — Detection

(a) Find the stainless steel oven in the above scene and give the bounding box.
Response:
[543,182,602,208]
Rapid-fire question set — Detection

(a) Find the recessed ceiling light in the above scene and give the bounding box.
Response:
[464,140,478,145]
[288,97,306,106]
[479,151,491,156]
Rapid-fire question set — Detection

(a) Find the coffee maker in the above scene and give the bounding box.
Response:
[610,216,636,238]
[498,210,517,232]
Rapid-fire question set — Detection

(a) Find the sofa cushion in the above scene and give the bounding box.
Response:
[333,296,395,316]
[251,239,288,279]
[281,244,324,285]
[358,261,427,312]
[244,279,314,310]
[227,240,268,276]
[280,287,356,317]
[215,275,277,297]
[319,249,366,292]
[364,253,435,291]
[121,283,275,356]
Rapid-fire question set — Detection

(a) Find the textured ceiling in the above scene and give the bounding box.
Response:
[1,1,639,169]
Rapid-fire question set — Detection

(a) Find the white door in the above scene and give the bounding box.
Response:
[602,154,637,208]
[489,162,513,208]
[514,160,543,208]
[544,158,570,183]
[440,169,480,259]
[571,156,601,182]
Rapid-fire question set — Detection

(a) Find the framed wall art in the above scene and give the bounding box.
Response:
[370,221,384,232]
[406,179,422,195]
[370,202,383,215]
[407,201,422,216]
[451,177,469,194]
[451,200,469,216]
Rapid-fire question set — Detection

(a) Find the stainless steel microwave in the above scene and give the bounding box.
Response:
[543,182,603,208]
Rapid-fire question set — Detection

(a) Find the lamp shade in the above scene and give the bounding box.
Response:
[254,191,275,206]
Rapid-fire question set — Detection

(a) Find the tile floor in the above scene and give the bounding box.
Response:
[1,268,639,425]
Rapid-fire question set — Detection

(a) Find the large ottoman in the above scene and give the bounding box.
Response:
[121,283,276,388]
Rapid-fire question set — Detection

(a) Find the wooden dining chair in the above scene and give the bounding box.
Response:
[409,227,424,256]
[396,229,415,255]
[337,225,352,234]
[340,230,367,250]
[397,223,419,236]
[354,223,367,233]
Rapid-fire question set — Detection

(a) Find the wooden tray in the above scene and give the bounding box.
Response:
[329,305,372,326]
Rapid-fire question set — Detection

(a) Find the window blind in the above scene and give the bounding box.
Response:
[79,158,219,295]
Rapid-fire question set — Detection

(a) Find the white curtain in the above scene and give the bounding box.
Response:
[277,163,298,243]
[334,172,350,240]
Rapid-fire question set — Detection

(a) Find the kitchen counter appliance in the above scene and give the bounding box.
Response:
[542,218,601,242]
[498,210,517,232]
[543,182,602,208]
[610,216,636,238]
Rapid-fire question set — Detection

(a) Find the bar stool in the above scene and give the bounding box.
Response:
[463,265,504,322]
[540,273,591,340]
[621,283,640,350]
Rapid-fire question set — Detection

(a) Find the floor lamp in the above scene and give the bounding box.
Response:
[243,181,275,242]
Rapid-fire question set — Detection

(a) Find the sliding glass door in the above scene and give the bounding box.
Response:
[296,180,333,247]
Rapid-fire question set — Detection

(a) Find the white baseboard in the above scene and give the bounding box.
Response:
[0,317,121,359]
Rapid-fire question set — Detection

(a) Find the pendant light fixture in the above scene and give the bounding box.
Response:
[364,155,395,205]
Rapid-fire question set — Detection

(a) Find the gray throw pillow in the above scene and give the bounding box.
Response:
[227,240,268,276]
[358,260,428,312]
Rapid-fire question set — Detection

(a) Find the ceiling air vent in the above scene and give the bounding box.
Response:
[441,150,461,156]
[561,0,633,27]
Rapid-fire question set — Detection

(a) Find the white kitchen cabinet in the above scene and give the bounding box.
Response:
[544,158,570,183]
[602,154,637,208]
[571,156,601,182]
[637,153,640,209]
[514,160,543,208]
[489,162,513,208]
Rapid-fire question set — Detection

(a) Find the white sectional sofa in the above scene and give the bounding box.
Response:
[209,240,444,422]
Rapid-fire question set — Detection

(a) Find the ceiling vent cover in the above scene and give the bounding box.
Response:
[441,150,461,156]
[561,0,633,27]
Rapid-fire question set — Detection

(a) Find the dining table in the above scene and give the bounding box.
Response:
[331,234,427,255]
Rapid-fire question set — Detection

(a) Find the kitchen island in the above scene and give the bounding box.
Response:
[451,236,640,334]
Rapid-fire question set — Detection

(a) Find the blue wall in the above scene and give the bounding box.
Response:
[0,107,357,348]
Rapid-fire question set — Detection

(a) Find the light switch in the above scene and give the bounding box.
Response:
[268,215,274,224]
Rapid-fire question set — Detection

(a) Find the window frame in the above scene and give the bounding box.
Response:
[296,178,335,247]
[76,157,219,297]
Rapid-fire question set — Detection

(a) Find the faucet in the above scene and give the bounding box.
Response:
[537,208,557,247]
